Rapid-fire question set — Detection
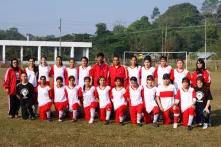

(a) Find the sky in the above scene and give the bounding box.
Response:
[0,0,204,36]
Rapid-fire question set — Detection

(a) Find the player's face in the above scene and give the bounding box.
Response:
[146,79,154,86]
[21,74,28,82]
[182,82,189,89]
[144,60,151,68]
[81,59,88,67]
[115,80,122,87]
[97,56,104,63]
[197,80,203,88]
[56,57,62,66]
[177,61,183,69]
[69,78,75,86]
[12,60,18,68]
[130,57,137,66]
[56,80,63,87]
[69,60,75,68]
[197,62,203,69]
[40,77,46,85]
[160,59,167,67]
[84,79,90,87]
[28,59,35,67]
[113,57,120,66]
[130,81,137,88]
[41,57,47,65]
[163,79,170,86]
[99,78,106,86]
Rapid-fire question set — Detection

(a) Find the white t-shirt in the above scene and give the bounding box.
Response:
[65,85,80,111]
[38,64,50,82]
[81,86,95,108]
[143,86,158,113]
[96,86,111,109]
[25,67,37,87]
[54,86,67,103]
[128,86,143,106]
[78,66,91,88]
[53,65,66,85]
[173,69,190,90]
[66,67,78,85]
[156,65,172,86]
[127,66,141,84]
[37,85,52,107]
[111,88,127,110]
[141,66,155,86]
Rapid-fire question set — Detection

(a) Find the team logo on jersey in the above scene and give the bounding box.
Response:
[196,91,204,101]
[21,88,29,99]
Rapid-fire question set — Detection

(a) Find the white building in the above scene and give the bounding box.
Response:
[0,40,92,64]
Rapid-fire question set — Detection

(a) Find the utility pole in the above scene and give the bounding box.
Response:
[59,18,62,56]
[161,28,164,53]
[204,18,207,68]
[164,24,168,56]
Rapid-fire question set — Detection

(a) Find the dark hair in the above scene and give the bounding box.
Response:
[113,54,120,59]
[81,56,89,63]
[56,76,63,82]
[114,77,124,83]
[131,55,137,60]
[56,56,63,66]
[69,58,75,62]
[98,76,105,85]
[21,72,27,76]
[160,56,167,61]
[28,57,38,74]
[97,52,104,58]
[10,58,19,68]
[146,75,154,81]
[40,76,46,80]
[182,77,190,85]
[196,58,205,73]
[144,55,152,62]
[41,55,47,60]
[176,58,184,63]
[68,76,75,81]
[130,76,137,82]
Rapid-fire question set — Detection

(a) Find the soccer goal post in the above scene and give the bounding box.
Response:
[123,51,188,69]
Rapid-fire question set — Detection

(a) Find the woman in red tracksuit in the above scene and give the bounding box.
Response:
[3,58,23,118]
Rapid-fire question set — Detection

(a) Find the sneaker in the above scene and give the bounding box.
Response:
[187,125,193,131]
[30,116,36,120]
[47,118,52,122]
[120,121,125,126]
[71,119,77,122]
[58,118,63,122]
[104,120,110,125]
[8,115,14,119]
[89,119,94,124]
[137,123,142,127]
[15,114,19,118]
[203,123,208,129]
[153,122,159,128]
[173,123,178,129]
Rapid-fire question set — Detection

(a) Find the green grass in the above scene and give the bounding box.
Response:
[0,69,221,147]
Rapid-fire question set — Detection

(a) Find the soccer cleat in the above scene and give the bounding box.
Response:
[72,119,77,122]
[120,121,125,126]
[173,123,178,129]
[58,118,63,122]
[137,123,142,127]
[153,122,159,128]
[104,120,110,125]
[187,125,193,131]
[203,123,208,129]
[89,119,94,124]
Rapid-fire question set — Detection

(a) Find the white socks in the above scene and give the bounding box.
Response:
[119,116,124,123]
[72,110,77,120]
[89,108,95,124]
[59,110,63,119]
[46,110,51,119]
[153,114,159,123]
[106,110,111,121]
[188,115,194,126]
[137,113,142,123]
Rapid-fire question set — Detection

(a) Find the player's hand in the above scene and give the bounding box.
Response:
[204,108,210,113]
[5,89,9,95]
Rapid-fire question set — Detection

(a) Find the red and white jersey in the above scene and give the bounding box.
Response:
[141,66,155,86]
[143,86,158,113]
[54,86,67,103]
[25,67,37,87]
[66,67,78,84]
[96,86,111,109]
[127,66,141,83]
[111,88,127,110]
[79,86,96,108]
[52,65,66,85]
[65,85,80,111]
[127,86,143,106]
[38,64,50,82]
[175,87,196,112]
[154,65,172,86]
[78,66,91,88]
[37,85,52,107]
[173,69,191,90]
[156,84,176,111]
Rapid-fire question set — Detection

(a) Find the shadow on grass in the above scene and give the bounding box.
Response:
[211,109,221,126]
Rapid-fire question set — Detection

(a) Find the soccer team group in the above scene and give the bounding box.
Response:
[3,52,213,130]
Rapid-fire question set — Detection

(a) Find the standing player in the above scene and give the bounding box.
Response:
[154,56,173,86]
[125,77,143,127]
[78,57,92,88]
[90,53,109,87]
[109,55,128,87]
[65,58,78,85]
[156,73,179,128]
[172,59,191,90]
[38,55,51,85]
[143,75,160,127]
[127,56,141,86]
[141,56,156,86]
[95,77,112,125]
[174,78,196,130]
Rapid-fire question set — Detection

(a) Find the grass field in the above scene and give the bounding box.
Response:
[0,69,221,147]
